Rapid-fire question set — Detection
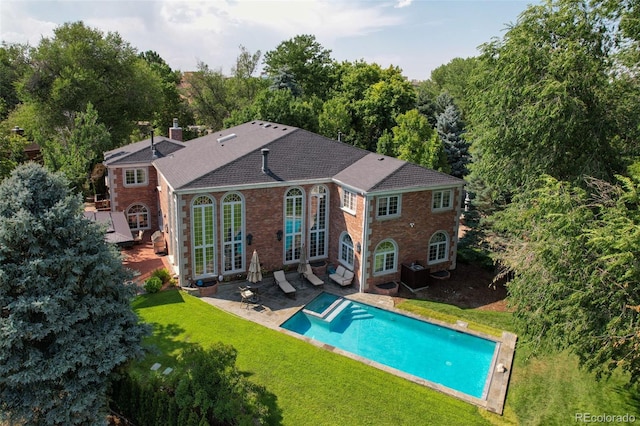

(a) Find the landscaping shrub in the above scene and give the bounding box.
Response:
[109,343,272,425]
[151,268,172,283]
[144,276,163,293]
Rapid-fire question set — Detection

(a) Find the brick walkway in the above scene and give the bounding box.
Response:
[121,233,172,286]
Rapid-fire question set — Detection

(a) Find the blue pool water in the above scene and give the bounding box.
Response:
[281,293,498,399]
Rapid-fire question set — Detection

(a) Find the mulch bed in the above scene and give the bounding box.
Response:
[394,262,509,312]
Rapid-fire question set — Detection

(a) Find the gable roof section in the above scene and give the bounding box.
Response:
[333,153,405,192]
[104,137,185,166]
[184,127,369,189]
[153,121,298,189]
[370,163,464,192]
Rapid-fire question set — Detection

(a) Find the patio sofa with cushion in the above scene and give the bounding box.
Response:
[329,265,354,287]
[274,270,296,298]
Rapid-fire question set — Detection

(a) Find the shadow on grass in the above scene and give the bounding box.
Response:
[133,288,185,310]
[140,322,194,366]
[613,382,640,414]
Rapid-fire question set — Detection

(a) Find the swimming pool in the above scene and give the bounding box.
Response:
[281,292,499,400]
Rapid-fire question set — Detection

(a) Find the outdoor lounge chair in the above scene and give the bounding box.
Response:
[329,265,354,287]
[301,264,324,287]
[273,270,296,299]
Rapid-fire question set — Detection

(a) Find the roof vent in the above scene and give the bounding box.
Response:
[217,133,237,144]
[264,123,271,128]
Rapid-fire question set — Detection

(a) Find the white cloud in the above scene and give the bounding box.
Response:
[395,0,413,9]
[0,2,57,46]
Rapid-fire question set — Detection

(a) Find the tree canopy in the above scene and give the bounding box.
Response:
[467,0,621,197]
[263,34,336,100]
[489,174,640,382]
[0,163,147,424]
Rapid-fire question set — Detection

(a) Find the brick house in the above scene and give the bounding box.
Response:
[103,120,464,293]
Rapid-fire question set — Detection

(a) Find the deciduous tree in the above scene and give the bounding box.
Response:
[263,34,336,99]
[489,174,640,383]
[18,21,163,148]
[377,109,449,172]
[467,0,620,197]
[41,102,111,192]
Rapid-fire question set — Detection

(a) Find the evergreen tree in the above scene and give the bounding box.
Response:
[436,104,471,178]
[269,66,302,97]
[0,163,147,424]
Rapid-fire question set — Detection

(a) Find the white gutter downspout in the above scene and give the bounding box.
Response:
[360,195,371,293]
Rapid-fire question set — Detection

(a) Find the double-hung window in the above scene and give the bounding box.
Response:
[432,189,453,211]
[377,195,400,218]
[341,188,357,214]
[124,168,147,186]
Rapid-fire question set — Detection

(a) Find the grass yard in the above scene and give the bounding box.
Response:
[131,290,640,425]
[132,290,490,425]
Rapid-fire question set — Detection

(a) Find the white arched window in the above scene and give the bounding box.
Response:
[339,232,354,268]
[221,192,244,273]
[428,231,449,264]
[126,204,149,230]
[373,240,397,275]
[284,187,304,263]
[192,195,215,278]
[309,185,328,259]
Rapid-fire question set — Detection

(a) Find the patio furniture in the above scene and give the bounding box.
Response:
[133,230,144,245]
[329,265,354,287]
[239,286,257,307]
[301,263,324,287]
[273,270,296,299]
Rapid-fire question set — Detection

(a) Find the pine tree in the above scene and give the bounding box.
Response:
[0,163,147,425]
[436,104,471,178]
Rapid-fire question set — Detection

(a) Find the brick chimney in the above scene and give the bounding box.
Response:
[169,118,183,141]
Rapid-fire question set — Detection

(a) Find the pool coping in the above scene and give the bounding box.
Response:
[278,293,517,415]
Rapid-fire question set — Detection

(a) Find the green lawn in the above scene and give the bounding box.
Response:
[131,290,640,425]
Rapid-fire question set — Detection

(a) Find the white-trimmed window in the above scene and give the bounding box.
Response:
[377,195,400,218]
[124,168,147,186]
[428,231,449,264]
[126,204,149,230]
[339,232,354,267]
[222,192,244,273]
[309,185,328,259]
[284,188,304,263]
[192,195,216,277]
[432,189,453,211]
[341,188,357,214]
[373,240,397,275]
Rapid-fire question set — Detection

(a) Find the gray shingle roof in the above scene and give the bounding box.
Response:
[104,137,185,165]
[122,120,464,192]
[370,163,464,192]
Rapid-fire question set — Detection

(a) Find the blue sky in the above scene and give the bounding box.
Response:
[0,0,539,81]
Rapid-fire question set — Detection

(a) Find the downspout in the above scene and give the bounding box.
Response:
[451,184,464,270]
[174,191,186,285]
[360,194,371,293]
